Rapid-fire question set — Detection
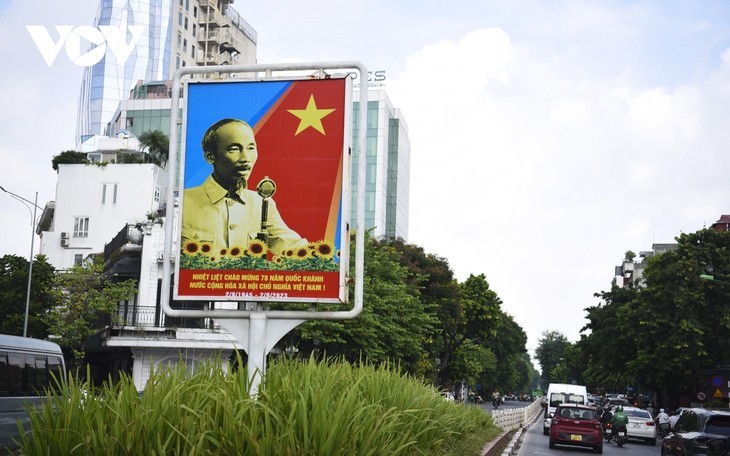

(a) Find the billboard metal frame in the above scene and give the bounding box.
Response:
[160,61,367,321]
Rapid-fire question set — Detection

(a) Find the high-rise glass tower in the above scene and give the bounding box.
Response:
[77,0,173,142]
[76,0,257,143]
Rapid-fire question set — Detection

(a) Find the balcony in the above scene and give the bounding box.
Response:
[104,224,144,279]
[195,51,220,66]
[115,302,213,330]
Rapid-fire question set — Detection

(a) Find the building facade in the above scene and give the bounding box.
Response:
[77,0,257,142]
[38,137,169,270]
[611,243,678,288]
[352,85,410,241]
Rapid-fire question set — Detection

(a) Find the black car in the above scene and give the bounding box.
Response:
[661,408,730,456]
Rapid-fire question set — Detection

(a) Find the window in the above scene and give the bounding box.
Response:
[155,186,161,202]
[74,254,83,266]
[184,17,188,30]
[192,23,196,37]
[73,217,89,238]
[183,38,187,52]
[193,6,197,17]
[191,45,195,58]
[102,183,118,204]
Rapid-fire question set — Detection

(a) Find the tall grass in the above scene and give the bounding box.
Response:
[17,356,499,455]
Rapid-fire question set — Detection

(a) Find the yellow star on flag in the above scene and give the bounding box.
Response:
[288,94,336,135]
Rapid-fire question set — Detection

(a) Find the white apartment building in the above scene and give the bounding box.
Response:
[39,137,168,270]
[38,139,241,390]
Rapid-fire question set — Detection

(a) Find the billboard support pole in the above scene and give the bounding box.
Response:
[217,316,305,397]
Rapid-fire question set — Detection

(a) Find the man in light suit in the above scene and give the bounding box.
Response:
[181,118,306,256]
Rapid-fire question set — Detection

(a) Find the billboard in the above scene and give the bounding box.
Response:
[174,77,352,303]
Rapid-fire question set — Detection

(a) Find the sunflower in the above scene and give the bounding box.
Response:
[272,255,283,264]
[200,242,213,255]
[284,249,295,258]
[246,239,267,257]
[219,248,228,256]
[182,241,200,254]
[229,246,242,257]
[314,240,335,259]
[294,247,311,259]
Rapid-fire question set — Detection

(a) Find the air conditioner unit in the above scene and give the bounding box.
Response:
[61,232,69,239]
[60,238,69,247]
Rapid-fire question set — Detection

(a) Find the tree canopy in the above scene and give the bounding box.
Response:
[45,260,137,361]
[578,228,730,407]
[288,235,536,395]
[51,150,88,171]
[138,130,170,168]
[0,254,56,338]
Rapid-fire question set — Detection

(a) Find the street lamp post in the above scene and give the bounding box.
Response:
[700,274,730,286]
[0,186,41,337]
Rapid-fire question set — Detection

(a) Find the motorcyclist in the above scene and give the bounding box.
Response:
[492,389,501,408]
[656,408,671,436]
[600,407,614,440]
[611,405,629,441]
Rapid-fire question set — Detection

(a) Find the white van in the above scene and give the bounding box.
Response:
[543,383,588,435]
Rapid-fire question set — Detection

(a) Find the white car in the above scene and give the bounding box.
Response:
[623,406,657,445]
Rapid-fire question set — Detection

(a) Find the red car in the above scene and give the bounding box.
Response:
[549,404,603,454]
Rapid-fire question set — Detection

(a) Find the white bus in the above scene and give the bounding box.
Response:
[0,334,66,452]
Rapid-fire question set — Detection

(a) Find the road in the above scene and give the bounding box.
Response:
[518,415,661,456]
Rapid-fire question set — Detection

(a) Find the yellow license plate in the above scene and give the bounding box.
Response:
[570,435,583,441]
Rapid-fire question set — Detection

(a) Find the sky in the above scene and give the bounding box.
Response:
[1,0,729,361]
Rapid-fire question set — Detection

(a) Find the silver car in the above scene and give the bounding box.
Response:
[623,406,657,445]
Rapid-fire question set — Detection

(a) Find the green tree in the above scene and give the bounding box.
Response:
[45,260,137,361]
[535,330,571,387]
[293,235,437,376]
[51,150,88,171]
[626,229,730,406]
[387,239,460,383]
[579,229,730,407]
[138,130,170,168]
[0,254,56,338]
[580,285,639,392]
[486,313,529,392]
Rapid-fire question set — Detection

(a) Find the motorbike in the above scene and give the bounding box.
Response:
[613,425,628,447]
[492,396,501,409]
[602,421,613,442]
[658,422,671,438]
[601,410,614,442]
